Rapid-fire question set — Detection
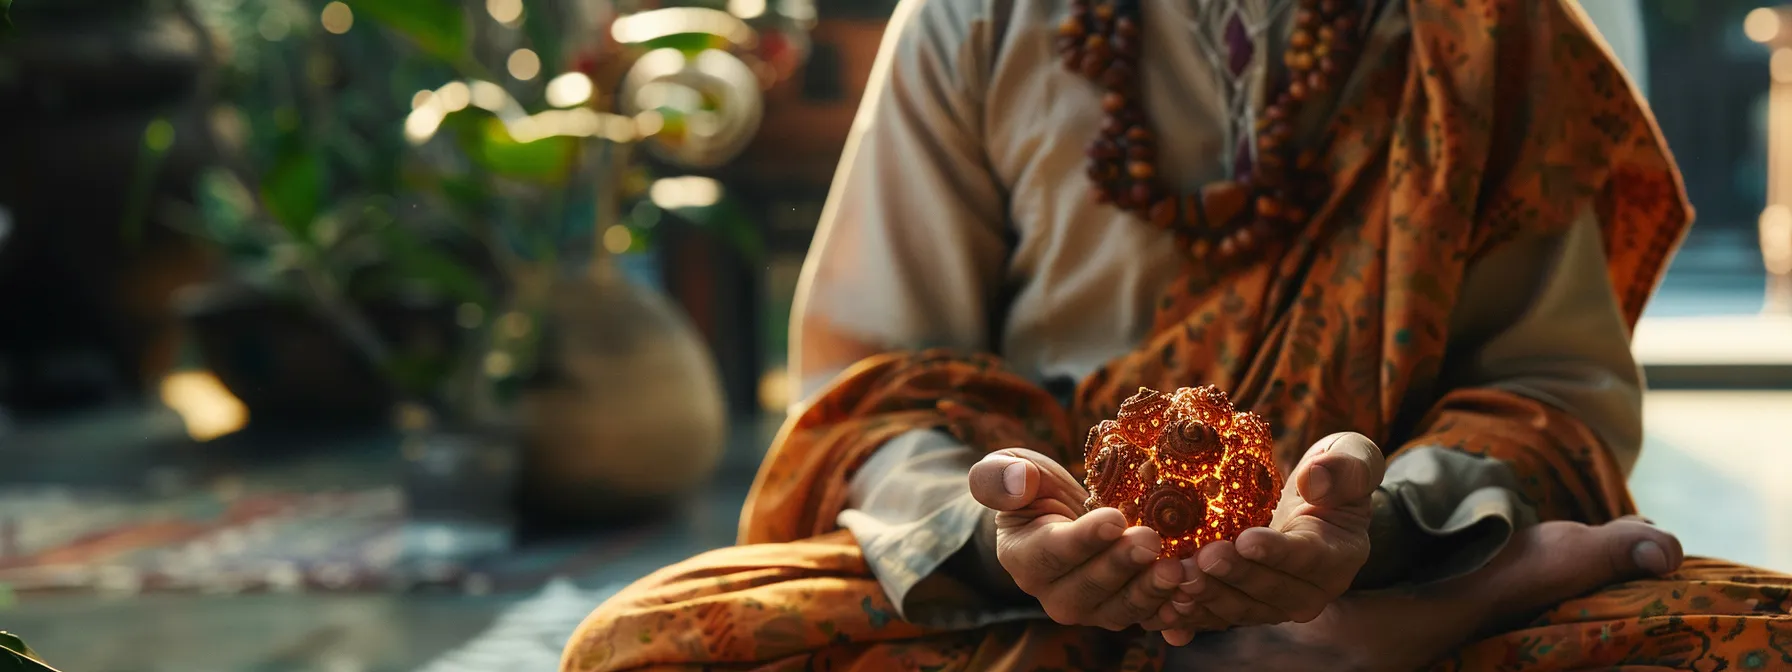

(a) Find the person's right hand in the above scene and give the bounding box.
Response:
[969,448,1187,631]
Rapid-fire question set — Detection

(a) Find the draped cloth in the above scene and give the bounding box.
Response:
[562,1,1792,670]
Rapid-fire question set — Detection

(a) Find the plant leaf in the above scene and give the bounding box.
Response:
[519,0,561,80]
[260,147,324,241]
[350,0,467,63]
[373,223,490,307]
[0,632,61,672]
[465,117,578,184]
[1,0,13,37]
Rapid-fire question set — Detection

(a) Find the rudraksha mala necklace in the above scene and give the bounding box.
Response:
[1055,0,1367,266]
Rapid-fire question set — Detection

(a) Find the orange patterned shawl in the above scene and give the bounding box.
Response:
[569,1,1693,669]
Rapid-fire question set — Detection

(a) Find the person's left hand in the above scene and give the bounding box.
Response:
[1144,432,1386,644]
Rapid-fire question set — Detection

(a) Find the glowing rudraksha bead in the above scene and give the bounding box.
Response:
[1082,386,1283,559]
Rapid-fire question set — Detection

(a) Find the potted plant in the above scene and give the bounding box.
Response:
[140,0,799,546]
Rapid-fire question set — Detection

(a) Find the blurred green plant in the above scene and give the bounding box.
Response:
[0,632,58,672]
[141,0,766,421]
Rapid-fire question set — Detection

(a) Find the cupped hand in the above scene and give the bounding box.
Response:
[1150,432,1386,644]
[968,449,1186,631]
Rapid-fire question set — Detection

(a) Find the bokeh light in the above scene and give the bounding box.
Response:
[508,49,542,81]
[1748,8,1781,44]
[487,0,525,25]
[320,2,354,34]
[602,225,634,254]
[545,72,595,108]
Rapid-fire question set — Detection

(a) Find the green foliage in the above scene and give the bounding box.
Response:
[0,0,12,37]
[347,0,466,62]
[0,632,58,672]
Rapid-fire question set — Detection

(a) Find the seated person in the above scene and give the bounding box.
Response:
[566,0,1792,669]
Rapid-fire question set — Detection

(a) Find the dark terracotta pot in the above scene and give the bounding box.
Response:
[174,283,458,430]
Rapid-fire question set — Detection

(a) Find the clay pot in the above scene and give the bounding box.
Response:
[516,260,728,522]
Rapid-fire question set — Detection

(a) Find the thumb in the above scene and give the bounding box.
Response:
[970,453,1037,512]
[969,448,1088,516]
[1295,432,1386,508]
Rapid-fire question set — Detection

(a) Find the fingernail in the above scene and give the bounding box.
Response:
[1172,598,1195,614]
[1097,522,1125,540]
[1633,540,1671,575]
[1305,464,1332,502]
[1002,461,1026,497]
[1185,577,1208,595]
[1153,561,1180,588]
[1130,544,1157,564]
[1207,558,1233,577]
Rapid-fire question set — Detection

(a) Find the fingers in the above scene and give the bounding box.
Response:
[1194,540,1330,623]
[1003,507,1128,589]
[1234,526,1350,594]
[1085,558,1183,631]
[1181,545,1292,628]
[1040,526,1163,625]
[1294,433,1385,508]
[971,449,1089,518]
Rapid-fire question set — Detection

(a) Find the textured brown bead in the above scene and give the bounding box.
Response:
[1257,133,1278,152]
[1085,34,1110,56]
[1255,195,1283,218]
[1102,63,1133,88]
[1102,92,1127,113]
[1059,16,1086,37]
[1102,115,1126,137]
[1296,149,1318,170]
[1320,55,1339,75]
[1265,103,1288,121]
[1286,51,1315,72]
[1202,181,1249,227]
[1126,126,1152,142]
[1190,237,1212,258]
[1333,15,1357,34]
[1284,206,1309,225]
[1233,227,1255,250]
[1217,235,1238,258]
[1080,52,1107,77]
[1318,25,1337,43]
[1290,29,1314,49]
[1093,3,1114,21]
[1307,71,1328,93]
[1092,185,1116,204]
[1126,143,1154,161]
[1128,182,1155,207]
[1320,0,1341,15]
[1116,16,1140,38]
[1127,161,1155,180]
[1114,34,1139,58]
[1295,8,1317,26]
[1148,198,1178,229]
[1289,80,1309,100]
[1087,139,1119,160]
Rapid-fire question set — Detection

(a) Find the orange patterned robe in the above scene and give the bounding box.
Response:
[563,0,1792,669]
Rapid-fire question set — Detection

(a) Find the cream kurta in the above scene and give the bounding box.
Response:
[791,0,1643,625]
